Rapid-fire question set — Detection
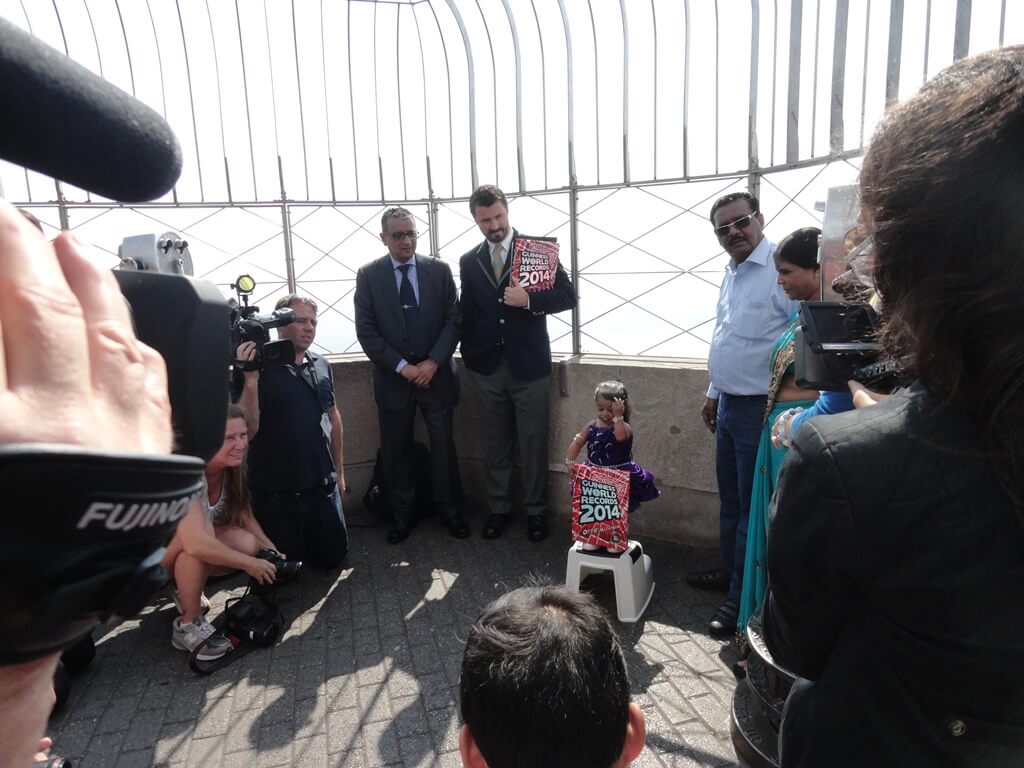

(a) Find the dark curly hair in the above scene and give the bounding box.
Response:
[860,45,1024,514]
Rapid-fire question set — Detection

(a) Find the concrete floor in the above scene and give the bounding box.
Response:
[48,507,742,767]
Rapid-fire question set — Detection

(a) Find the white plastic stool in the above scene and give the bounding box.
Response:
[564,541,655,623]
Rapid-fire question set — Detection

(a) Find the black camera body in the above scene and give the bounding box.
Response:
[231,305,296,371]
[794,301,903,391]
[253,547,302,583]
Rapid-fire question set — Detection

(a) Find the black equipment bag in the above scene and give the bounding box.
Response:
[188,585,285,674]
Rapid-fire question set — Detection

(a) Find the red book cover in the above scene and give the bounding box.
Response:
[510,237,560,292]
[570,463,631,551]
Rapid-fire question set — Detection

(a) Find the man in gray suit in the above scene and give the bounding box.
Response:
[354,207,466,544]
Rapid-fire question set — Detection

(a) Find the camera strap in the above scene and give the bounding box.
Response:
[0,444,204,665]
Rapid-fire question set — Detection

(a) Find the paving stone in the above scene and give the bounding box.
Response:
[46,526,737,767]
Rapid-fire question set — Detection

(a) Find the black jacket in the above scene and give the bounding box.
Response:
[354,254,461,411]
[764,384,1024,767]
[458,230,576,380]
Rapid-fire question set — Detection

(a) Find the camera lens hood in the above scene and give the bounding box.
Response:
[0,445,204,665]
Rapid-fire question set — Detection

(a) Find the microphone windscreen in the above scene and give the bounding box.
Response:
[0,17,182,202]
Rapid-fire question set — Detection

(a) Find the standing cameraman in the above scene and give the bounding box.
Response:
[237,295,349,569]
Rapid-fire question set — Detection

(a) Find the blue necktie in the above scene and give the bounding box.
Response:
[398,264,427,359]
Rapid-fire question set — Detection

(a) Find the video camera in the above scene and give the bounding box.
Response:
[229,274,296,371]
[793,301,903,391]
[115,233,232,461]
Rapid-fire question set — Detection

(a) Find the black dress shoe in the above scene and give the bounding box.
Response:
[481,514,507,540]
[443,515,470,539]
[708,599,739,639]
[686,567,730,592]
[526,516,549,542]
[387,526,410,544]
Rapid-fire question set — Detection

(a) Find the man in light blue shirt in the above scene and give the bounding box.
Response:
[690,192,798,639]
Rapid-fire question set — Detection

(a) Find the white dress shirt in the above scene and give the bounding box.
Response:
[706,237,800,399]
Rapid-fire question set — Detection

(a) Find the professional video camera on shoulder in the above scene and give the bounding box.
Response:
[229,274,296,370]
[792,186,908,392]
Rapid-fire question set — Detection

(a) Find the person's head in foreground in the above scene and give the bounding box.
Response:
[458,585,646,768]
[860,44,1024,502]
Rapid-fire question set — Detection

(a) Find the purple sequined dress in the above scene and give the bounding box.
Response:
[584,423,660,512]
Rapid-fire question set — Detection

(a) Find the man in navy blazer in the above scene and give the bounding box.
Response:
[355,207,467,544]
[459,185,577,542]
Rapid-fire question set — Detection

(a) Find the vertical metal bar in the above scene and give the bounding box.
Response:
[499,0,526,191]
[786,0,803,163]
[859,0,871,146]
[146,0,175,201]
[320,0,334,199]
[233,0,258,198]
[290,0,311,200]
[557,0,576,184]
[82,0,105,78]
[347,2,360,199]
[620,0,629,184]
[471,0,500,184]
[528,0,550,189]
[585,0,600,183]
[811,0,820,156]
[412,7,433,196]
[953,0,971,61]
[682,0,689,178]
[175,0,205,201]
[748,0,760,185]
[262,0,282,158]
[568,182,580,356]
[999,0,1006,46]
[445,0,479,190]
[54,180,70,231]
[427,157,439,258]
[885,0,903,106]
[830,0,849,152]
[224,157,233,203]
[204,0,229,197]
[372,3,384,196]
[278,157,296,293]
[923,0,932,83]
[395,5,408,200]
[113,0,137,95]
[424,3,457,195]
[770,0,779,164]
[714,0,720,173]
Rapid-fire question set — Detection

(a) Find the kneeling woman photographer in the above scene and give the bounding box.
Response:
[161,404,283,660]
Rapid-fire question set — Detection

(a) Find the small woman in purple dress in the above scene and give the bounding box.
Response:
[565,380,661,524]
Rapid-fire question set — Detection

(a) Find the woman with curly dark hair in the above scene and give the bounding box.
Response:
[763,47,1024,766]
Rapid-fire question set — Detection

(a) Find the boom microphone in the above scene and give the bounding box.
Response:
[0,17,182,202]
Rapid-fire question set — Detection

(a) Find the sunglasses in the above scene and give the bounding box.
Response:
[389,230,418,241]
[714,213,758,238]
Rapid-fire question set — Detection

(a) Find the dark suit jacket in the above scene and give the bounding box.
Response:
[763,384,1024,767]
[458,230,577,380]
[354,254,461,411]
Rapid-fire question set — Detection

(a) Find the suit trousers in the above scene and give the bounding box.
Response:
[378,388,461,529]
[251,484,348,570]
[468,356,550,519]
[715,393,766,601]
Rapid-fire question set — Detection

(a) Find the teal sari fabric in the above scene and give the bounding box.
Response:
[737,314,816,637]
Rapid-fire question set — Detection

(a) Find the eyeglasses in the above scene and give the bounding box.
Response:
[713,213,758,238]
[389,230,418,241]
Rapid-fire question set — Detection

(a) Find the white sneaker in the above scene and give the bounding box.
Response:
[167,586,211,615]
[171,617,233,661]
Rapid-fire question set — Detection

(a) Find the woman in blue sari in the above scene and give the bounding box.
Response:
[736,227,823,649]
